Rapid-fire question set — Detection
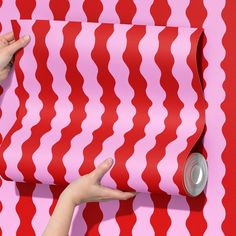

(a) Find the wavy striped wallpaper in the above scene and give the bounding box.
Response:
[0,1,235,235]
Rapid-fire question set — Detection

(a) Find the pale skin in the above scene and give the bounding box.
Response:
[0,32,30,82]
[43,158,136,236]
[0,31,136,236]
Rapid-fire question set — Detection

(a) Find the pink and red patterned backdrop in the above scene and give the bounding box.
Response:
[0,1,235,235]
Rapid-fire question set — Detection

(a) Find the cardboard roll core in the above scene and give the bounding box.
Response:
[184,153,208,197]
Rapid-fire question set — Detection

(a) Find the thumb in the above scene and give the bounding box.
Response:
[90,158,113,182]
[6,35,30,56]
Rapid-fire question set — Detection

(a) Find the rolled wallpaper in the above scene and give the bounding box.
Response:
[0,19,207,197]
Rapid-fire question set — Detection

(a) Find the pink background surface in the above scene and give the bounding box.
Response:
[0,1,235,235]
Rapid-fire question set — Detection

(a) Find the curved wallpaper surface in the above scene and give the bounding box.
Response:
[0,19,205,198]
[0,1,235,236]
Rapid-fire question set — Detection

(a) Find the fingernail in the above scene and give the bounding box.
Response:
[106,158,113,164]
[23,35,30,41]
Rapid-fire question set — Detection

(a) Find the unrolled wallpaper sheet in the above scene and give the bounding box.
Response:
[0,1,235,236]
[0,19,206,197]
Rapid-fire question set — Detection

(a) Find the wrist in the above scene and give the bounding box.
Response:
[60,187,82,207]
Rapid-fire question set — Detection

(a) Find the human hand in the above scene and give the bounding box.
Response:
[43,158,136,236]
[0,31,30,83]
[61,158,136,206]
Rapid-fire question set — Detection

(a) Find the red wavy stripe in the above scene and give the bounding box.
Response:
[115,0,137,24]
[0,84,3,144]
[221,1,236,234]
[0,177,2,236]
[191,31,208,155]
[81,203,101,236]
[0,97,2,158]
[142,27,181,192]
[116,199,137,236]
[3,16,35,236]
[16,0,36,19]
[48,22,88,185]
[186,0,207,28]
[15,183,36,236]
[49,185,65,216]
[185,2,209,235]
[0,0,2,146]
[110,25,151,190]
[173,29,206,195]
[17,20,58,184]
[0,21,29,181]
[185,30,208,236]
[79,24,119,174]
[149,193,171,235]
[150,0,171,26]
[141,27,180,234]
[186,0,208,94]
[186,0,208,102]
[79,23,119,236]
[49,0,70,20]
[83,0,103,22]
[167,30,206,236]
[109,25,151,234]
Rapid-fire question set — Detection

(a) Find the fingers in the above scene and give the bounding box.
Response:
[0,37,9,48]
[101,187,137,200]
[9,40,15,45]
[5,35,30,56]
[1,32,14,42]
[90,158,113,182]
[0,66,11,82]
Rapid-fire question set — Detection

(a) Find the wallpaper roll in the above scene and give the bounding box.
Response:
[0,19,207,197]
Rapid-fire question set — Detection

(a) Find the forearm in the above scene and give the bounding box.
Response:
[43,192,77,236]
[42,158,135,235]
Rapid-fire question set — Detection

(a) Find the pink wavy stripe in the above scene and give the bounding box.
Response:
[99,0,120,23]
[164,1,192,235]
[96,23,132,236]
[4,20,41,181]
[32,0,53,19]
[167,0,190,27]
[133,193,154,235]
[32,20,72,184]
[97,23,132,188]
[0,72,18,139]
[73,22,105,235]
[165,27,197,236]
[158,28,194,236]
[0,178,2,235]
[127,25,165,236]
[63,22,103,185]
[61,23,89,185]
[32,184,53,235]
[132,194,154,236]
[0,1,19,141]
[68,203,87,235]
[0,0,19,30]
[3,20,38,182]
[65,0,86,21]
[97,200,119,236]
[203,1,226,235]
[132,0,154,25]
[0,180,20,235]
[158,28,197,195]
[126,25,163,192]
